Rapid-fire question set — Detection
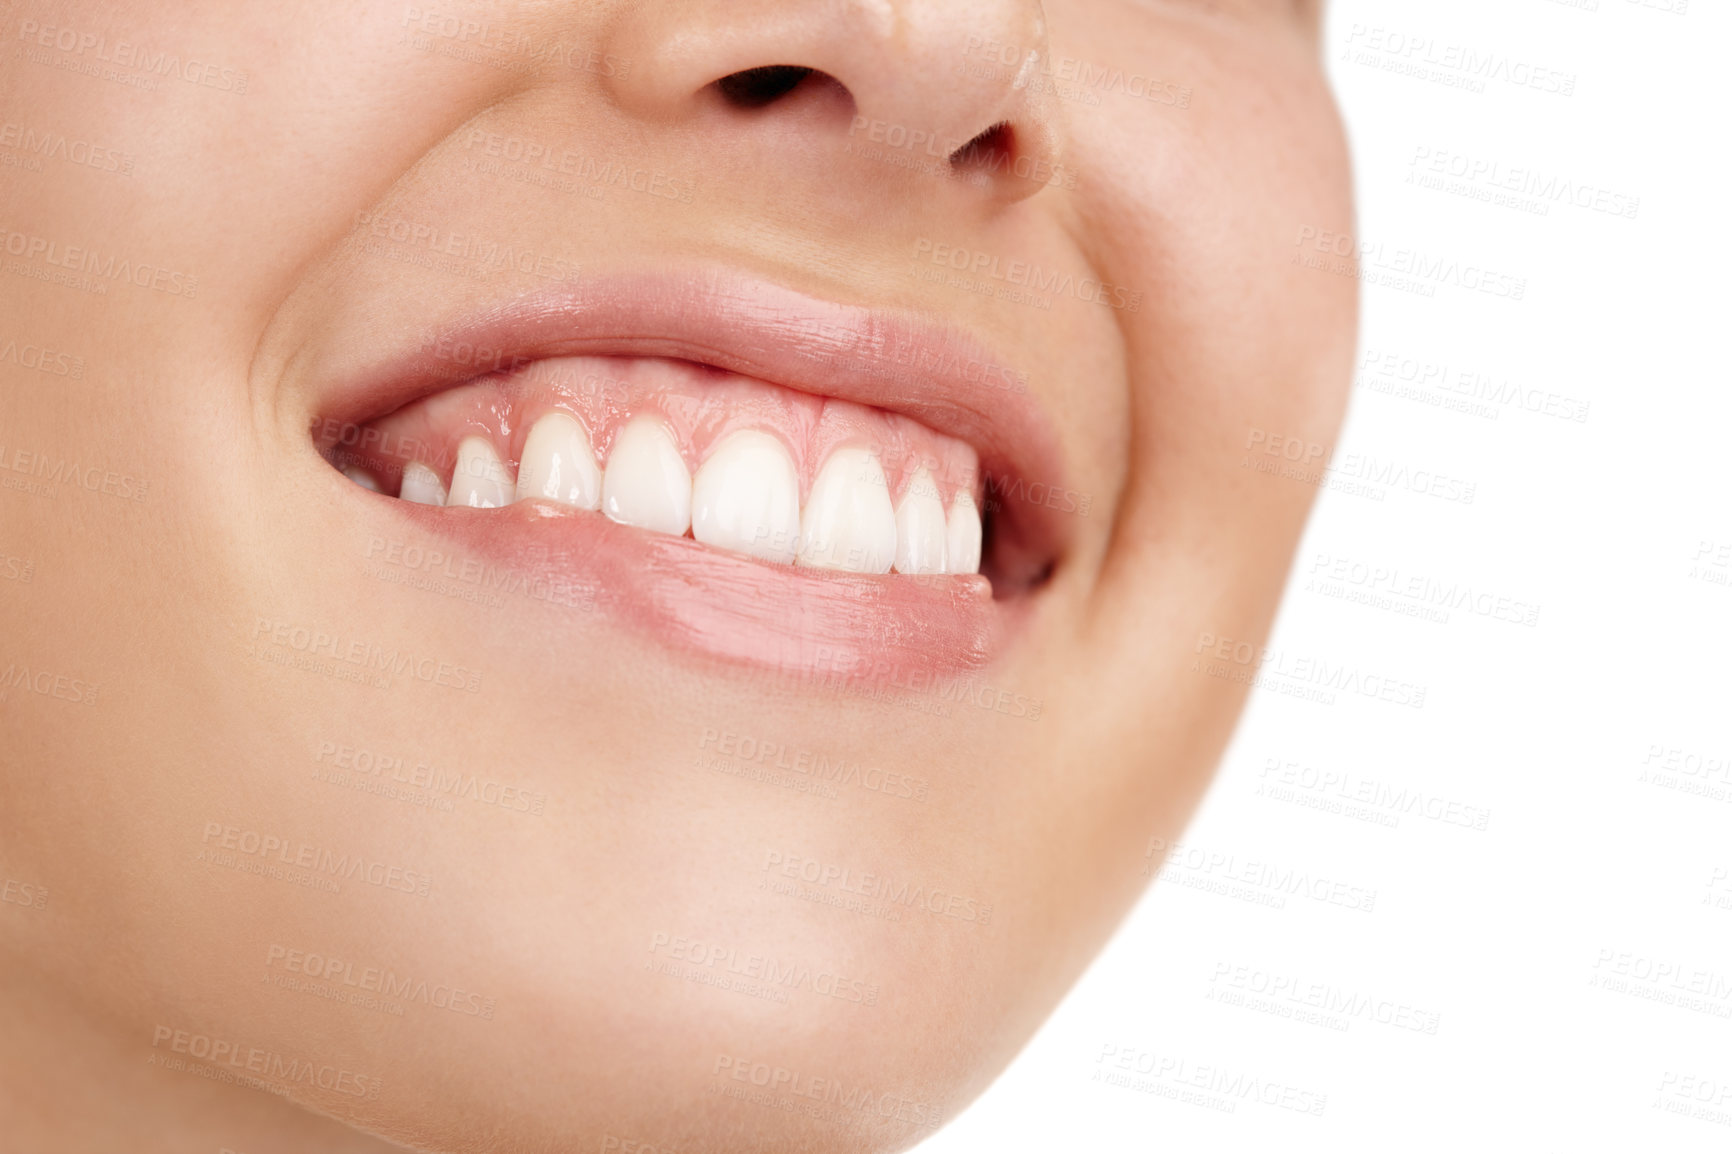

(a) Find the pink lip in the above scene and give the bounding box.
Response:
[313,267,1072,676]
[401,500,1001,678]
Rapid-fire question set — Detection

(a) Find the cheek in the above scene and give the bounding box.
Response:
[1057,14,1357,537]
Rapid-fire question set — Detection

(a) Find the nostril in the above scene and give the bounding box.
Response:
[950,122,1015,174]
[714,65,816,109]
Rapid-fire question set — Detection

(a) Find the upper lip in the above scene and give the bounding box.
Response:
[310,265,1076,583]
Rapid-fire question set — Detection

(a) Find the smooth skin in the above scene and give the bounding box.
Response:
[0,0,1354,1150]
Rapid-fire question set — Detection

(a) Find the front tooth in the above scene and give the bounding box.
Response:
[691,430,801,564]
[946,492,982,574]
[893,466,948,575]
[447,435,513,508]
[399,460,447,506]
[515,412,600,510]
[797,447,896,574]
[601,415,692,535]
[341,465,382,492]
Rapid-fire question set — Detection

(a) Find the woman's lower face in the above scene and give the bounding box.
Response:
[0,0,1355,1149]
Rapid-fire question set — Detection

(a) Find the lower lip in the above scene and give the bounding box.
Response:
[396,499,1002,679]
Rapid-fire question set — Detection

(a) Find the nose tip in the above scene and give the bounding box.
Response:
[601,0,1063,205]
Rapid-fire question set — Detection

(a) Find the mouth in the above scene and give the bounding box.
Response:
[305,269,1072,676]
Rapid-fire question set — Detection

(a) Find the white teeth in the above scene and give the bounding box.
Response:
[383,416,980,578]
[515,411,601,510]
[691,430,801,564]
[601,415,692,535]
[399,461,447,506]
[893,466,948,575]
[946,492,982,575]
[447,435,514,508]
[342,465,382,492]
[797,447,897,574]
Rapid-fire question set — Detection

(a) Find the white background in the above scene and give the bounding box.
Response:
[918,0,1731,1148]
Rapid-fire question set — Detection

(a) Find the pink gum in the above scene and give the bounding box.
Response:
[354,355,983,507]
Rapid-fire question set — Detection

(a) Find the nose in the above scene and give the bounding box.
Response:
[602,0,1062,205]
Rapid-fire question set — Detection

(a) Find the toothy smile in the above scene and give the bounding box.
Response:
[295,271,1072,673]
[322,354,984,576]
